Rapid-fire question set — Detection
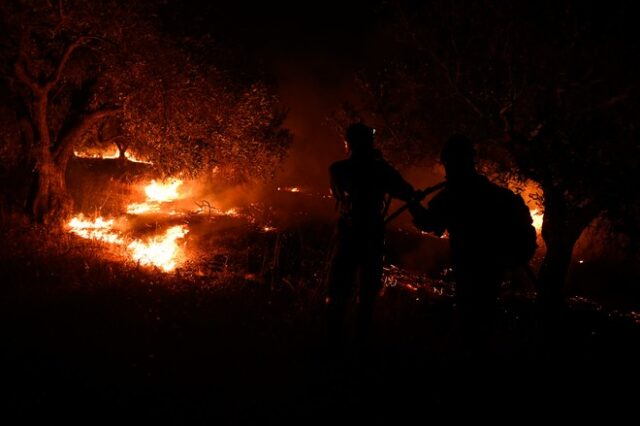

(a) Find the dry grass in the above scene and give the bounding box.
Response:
[1,213,639,421]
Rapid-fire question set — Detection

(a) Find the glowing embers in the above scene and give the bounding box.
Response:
[277,186,302,193]
[219,207,239,217]
[124,151,153,164]
[127,225,189,272]
[73,146,120,159]
[68,215,124,244]
[73,146,153,164]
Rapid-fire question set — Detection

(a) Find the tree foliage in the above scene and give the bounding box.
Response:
[0,0,292,221]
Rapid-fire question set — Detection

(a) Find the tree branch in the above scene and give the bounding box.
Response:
[14,61,40,93]
[44,36,92,92]
[53,106,121,165]
[420,46,485,118]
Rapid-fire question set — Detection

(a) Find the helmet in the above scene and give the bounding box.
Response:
[440,134,475,166]
[345,123,375,154]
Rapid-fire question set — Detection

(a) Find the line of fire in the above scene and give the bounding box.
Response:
[1,0,638,422]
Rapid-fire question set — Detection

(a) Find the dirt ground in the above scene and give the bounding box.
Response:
[1,214,639,423]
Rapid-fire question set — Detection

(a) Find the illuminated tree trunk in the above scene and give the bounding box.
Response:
[114,138,129,163]
[30,154,72,224]
[15,36,120,224]
[21,91,64,223]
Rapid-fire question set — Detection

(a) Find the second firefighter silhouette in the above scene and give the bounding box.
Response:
[409,134,536,353]
[327,123,414,344]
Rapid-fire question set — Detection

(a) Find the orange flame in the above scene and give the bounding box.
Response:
[126,202,160,215]
[126,179,185,215]
[73,147,120,159]
[67,215,123,244]
[67,176,252,273]
[144,179,183,202]
[530,208,543,232]
[127,225,189,272]
[74,146,153,164]
[124,151,153,164]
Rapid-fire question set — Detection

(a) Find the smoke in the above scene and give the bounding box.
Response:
[269,57,356,192]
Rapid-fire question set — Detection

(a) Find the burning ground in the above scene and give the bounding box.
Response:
[1,154,639,421]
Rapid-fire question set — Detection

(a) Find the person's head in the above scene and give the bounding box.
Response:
[441,134,476,181]
[345,122,375,155]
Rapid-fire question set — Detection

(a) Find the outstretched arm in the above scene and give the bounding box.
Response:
[409,200,447,237]
[385,164,415,202]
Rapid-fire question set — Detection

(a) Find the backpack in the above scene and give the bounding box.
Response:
[492,187,538,268]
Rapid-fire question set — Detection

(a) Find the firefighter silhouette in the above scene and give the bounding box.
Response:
[409,134,536,356]
[327,123,414,347]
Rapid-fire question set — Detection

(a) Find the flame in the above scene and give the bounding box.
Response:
[126,179,184,215]
[67,176,251,273]
[222,208,238,216]
[128,225,189,272]
[124,151,153,164]
[126,202,160,215]
[506,179,544,234]
[68,214,189,272]
[144,179,183,202]
[530,208,543,232]
[73,146,153,164]
[74,146,120,159]
[67,215,123,244]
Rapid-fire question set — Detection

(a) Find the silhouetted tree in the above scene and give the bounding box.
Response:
[0,0,291,223]
[357,0,640,307]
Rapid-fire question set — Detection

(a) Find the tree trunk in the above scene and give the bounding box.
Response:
[537,233,578,311]
[27,93,72,224]
[537,186,599,311]
[115,140,128,164]
[30,152,72,224]
[15,37,119,224]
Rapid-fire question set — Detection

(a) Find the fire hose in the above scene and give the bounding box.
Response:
[384,181,446,225]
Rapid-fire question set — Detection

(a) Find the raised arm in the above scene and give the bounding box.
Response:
[383,162,415,202]
[409,194,448,237]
